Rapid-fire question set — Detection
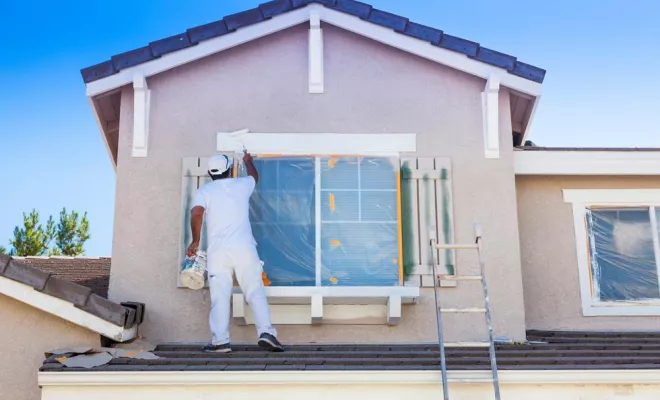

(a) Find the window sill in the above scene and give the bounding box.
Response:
[232,286,419,326]
[583,302,660,317]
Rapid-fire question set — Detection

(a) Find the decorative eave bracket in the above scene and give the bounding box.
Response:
[132,73,151,157]
[308,11,324,94]
[482,75,500,159]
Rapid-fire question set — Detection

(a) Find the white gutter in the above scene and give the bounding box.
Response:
[514,150,660,175]
[38,369,660,387]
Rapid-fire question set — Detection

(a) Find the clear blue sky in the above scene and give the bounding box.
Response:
[1,0,659,256]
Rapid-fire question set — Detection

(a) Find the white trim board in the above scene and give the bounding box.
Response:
[38,369,660,387]
[0,276,136,342]
[217,132,416,155]
[514,151,660,175]
[85,5,542,98]
[564,190,660,316]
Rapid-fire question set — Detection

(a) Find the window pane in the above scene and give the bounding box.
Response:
[588,208,659,301]
[320,156,400,287]
[248,158,316,286]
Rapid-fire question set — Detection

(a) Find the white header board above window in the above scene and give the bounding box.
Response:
[216,132,416,156]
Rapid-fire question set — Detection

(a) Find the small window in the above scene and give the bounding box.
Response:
[238,156,402,287]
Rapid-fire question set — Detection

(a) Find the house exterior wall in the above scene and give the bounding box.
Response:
[517,175,660,330]
[109,23,526,343]
[0,294,98,400]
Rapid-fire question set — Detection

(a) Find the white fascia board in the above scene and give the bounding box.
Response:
[217,132,416,155]
[317,6,542,97]
[563,189,660,205]
[85,8,311,97]
[0,276,136,342]
[514,151,660,176]
[38,369,660,387]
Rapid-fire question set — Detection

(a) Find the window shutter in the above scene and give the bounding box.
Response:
[400,157,455,287]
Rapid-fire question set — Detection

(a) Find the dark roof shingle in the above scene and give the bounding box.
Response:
[80,0,545,84]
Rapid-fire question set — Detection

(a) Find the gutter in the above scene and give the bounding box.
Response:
[38,369,660,387]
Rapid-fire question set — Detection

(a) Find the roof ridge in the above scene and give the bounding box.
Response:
[81,0,545,84]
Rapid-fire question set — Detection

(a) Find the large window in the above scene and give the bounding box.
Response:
[238,156,401,287]
[564,189,660,316]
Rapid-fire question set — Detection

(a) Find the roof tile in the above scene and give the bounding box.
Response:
[367,9,408,32]
[259,0,293,19]
[111,47,156,70]
[436,34,479,57]
[403,22,442,44]
[511,61,546,83]
[224,8,264,31]
[41,276,92,307]
[292,0,337,7]
[187,20,229,44]
[0,253,9,274]
[19,257,110,298]
[330,0,372,19]
[76,293,128,327]
[80,61,117,84]
[2,260,51,290]
[149,33,193,57]
[471,47,516,70]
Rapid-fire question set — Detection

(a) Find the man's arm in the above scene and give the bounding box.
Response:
[243,151,259,184]
[187,206,205,257]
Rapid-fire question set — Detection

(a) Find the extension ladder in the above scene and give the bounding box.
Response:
[429,223,501,400]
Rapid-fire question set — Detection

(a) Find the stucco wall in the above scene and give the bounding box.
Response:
[517,175,660,331]
[109,23,525,343]
[0,294,98,400]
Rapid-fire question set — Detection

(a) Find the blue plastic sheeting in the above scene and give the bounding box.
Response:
[586,207,660,302]
[239,156,400,287]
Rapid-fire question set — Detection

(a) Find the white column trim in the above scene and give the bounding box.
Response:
[481,74,500,159]
[308,11,324,94]
[132,73,150,157]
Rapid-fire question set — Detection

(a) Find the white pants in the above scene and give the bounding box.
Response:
[207,245,276,345]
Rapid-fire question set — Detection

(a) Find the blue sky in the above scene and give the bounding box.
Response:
[1,0,659,256]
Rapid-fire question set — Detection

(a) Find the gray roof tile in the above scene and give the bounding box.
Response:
[150,33,193,57]
[367,9,408,32]
[2,259,51,290]
[511,61,546,83]
[81,60,117,83]
[111,46,156,70]
[330,0,372,19]
[293,0,336,7]
[223,8,264,31]
[436,34,479,57]
[76,293,128,327]
[41,276,92,307]
[187,20,229,44]
[0,253,9,274]
[471,47,516,70]
[403,22,442,44]
[259,0,294,19]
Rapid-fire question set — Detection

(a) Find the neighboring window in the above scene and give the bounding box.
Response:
[238,156,401,287]
[564,189,660,316]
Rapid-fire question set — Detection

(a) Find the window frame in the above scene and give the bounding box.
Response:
[563,189,660,316]
[236,154,404,287]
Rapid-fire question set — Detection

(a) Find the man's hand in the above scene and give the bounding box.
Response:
[186,241,200,258]
[243,150,259,184]
[243,150,253,164]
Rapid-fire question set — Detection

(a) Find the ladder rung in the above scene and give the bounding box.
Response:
[439,275,483,281]
[441,308,486,313]
[443,342,491,347]
[433,243,478,250]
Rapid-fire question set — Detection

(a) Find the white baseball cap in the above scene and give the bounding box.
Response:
[208,154,233,176]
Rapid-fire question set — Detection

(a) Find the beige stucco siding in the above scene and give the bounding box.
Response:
[517,175,660,331]
[0,294,98,400]
[109,23,526,343]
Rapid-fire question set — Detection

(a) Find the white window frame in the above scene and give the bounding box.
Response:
[564,189,660,316]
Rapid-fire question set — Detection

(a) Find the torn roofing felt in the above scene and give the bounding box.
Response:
[80,0,545,85]
[0,253,136,329]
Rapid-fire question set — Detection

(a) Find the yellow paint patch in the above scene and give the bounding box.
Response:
[126,351,138,358]
[55,356,67,362]
[330,239,341,247]
[328,156,339,168]
[392,258,398,264]
[329,193,336,212]
[329,276,338,284]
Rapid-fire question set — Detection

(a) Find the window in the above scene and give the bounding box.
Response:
[564,189,660,316]
[237,156,402,287]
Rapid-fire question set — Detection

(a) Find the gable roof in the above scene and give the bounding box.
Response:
[80,0,545,85]
[0,254,138,342]
[16,256,110,298]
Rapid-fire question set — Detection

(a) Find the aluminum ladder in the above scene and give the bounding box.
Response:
[429,223,501,400]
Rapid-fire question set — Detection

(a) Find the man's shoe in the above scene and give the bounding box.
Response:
[203,343,232,353]
[258,333,284,352]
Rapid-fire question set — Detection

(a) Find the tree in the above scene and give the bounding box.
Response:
[54,208,90,256]
[0,246,7,255]
[9,210,56,256]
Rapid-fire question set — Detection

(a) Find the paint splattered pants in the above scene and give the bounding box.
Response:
[207,244,277,345]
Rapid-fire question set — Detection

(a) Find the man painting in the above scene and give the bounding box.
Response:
[187,151,283,353]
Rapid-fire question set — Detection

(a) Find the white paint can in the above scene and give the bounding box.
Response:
[181,251,207,290]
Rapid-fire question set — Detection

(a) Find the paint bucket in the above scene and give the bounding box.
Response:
[181,251,207,290]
